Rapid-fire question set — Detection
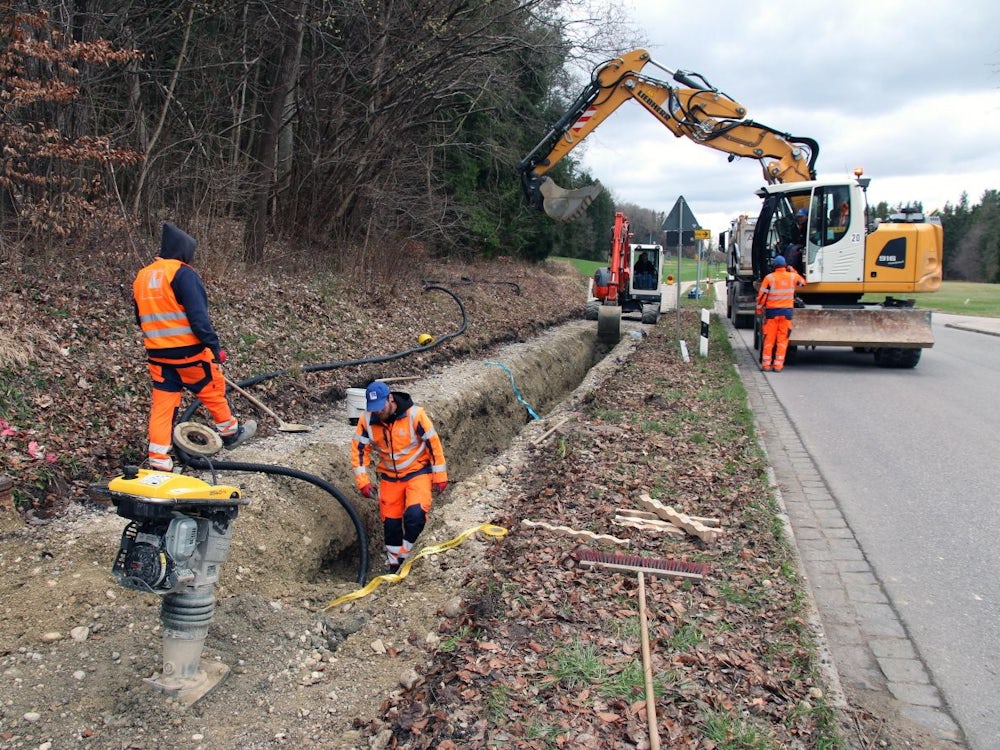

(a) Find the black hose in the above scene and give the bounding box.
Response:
[179,455,370,586]
[215,285,466,389]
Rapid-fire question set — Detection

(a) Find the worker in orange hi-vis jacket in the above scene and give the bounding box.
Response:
[351,381,448,574]
[133,222,256,471]
[756,255,806,372]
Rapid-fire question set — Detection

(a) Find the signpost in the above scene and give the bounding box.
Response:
[661,197,704,350]
[693,229,711,299]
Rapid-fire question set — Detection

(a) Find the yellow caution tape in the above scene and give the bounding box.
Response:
[323,523,508,610]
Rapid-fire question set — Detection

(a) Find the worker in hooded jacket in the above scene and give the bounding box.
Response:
[132,222,255,471]
[756,254,806,372]
[352,380,448,574]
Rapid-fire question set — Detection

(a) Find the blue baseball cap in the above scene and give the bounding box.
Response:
[795,208,808,218]
[772,255,787,267]
[365,381,390,412]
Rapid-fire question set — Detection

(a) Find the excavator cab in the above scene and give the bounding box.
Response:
[755,181,870,297]
[629,246,661,291]
[752,176,938,364]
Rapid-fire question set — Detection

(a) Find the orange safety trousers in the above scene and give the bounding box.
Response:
[761,316,792,370]
[146,348,236,469]
[375,472,433,523]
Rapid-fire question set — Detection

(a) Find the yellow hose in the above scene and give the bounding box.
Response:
[323,523,508,610]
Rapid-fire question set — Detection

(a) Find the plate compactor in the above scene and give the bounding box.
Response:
[92,467,248,705]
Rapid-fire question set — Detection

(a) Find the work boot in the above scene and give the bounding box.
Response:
[149,457,174,472]
[388,563,401,575]
[222,420,257,450]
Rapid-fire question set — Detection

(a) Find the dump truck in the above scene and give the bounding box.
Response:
[517,49,941,367]
[723,214,758,329]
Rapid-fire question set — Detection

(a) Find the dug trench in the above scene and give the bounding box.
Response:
[225,319,621,594]
[0,319,637,749]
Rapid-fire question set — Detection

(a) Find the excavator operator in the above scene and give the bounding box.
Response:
[633,252,658,290]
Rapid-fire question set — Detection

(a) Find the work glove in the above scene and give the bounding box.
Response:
[359,484,376,499]
[433,481,448,494]
[215,349,228,365]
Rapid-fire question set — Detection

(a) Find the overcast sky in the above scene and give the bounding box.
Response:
[569,0,1000,238]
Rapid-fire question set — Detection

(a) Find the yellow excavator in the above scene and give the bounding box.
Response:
[518,49,941,367]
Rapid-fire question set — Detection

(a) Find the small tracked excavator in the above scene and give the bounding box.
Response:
[518,49,941,367]
[586,212,664,342]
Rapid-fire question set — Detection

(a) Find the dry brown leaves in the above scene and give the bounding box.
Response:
[366,320,832,748]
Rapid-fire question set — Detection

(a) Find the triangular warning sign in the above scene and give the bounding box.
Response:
[661,196,702,246]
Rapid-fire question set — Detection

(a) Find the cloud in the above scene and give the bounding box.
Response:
[569,0,1000,236]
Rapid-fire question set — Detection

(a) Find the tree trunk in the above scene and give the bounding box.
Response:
[243,0,306,263]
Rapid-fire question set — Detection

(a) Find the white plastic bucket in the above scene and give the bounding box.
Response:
[346,388,367,425]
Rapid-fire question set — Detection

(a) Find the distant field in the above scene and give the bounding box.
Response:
[553,255,723,285]
[918,281,1000,317]
[554,257,1000,318]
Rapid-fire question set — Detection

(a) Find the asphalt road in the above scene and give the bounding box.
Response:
[730,311,1000,749]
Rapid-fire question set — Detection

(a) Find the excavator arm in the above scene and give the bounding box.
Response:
[518,49,819,222]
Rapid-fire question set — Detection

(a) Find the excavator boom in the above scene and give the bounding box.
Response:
[518,49,819,222]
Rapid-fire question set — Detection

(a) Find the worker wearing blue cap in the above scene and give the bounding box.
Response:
[784,207,809,271]
[351,380,449,574]
[756,255,806,371]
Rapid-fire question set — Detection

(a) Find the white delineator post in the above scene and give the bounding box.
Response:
[699,308,710,357]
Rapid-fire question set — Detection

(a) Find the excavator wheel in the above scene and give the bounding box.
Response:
[873,347,921,369]
[584,299,600,321]
[597,305,621,344]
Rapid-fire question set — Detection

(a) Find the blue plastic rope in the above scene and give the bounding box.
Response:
[484,361,540,420]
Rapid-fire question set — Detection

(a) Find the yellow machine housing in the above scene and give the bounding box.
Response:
[107,468,242,504]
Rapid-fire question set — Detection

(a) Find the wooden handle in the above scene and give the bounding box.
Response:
[224,376,281,421]
[638,571,661,750]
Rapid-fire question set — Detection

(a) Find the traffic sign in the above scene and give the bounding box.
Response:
[694,229,711,240]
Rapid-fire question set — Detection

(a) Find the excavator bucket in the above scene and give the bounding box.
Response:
[538,177,603,223]
[789,308,934,348]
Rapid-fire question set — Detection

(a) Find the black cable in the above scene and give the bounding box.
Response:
[203,285,466,390]
[421,277,520,295]
[179,455,370,586]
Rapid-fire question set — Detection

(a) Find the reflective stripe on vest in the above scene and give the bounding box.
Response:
[363,408,432,479]
[760,271,799,309]
[134,259,201,350]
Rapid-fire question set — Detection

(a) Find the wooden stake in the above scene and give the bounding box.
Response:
[531,416,573,446]
[638,571,661,750]
[520,519,630,546]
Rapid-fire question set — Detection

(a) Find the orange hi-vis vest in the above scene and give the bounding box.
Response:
[352,406,448,487]
[757,268,804,315]
[133,258,201,352]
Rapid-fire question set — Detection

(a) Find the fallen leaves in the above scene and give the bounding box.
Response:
[371,313,835,748]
